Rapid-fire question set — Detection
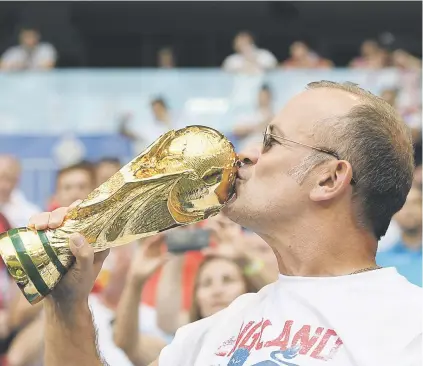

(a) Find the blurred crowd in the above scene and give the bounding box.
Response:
[1,28,421,73]
[0,27,421,366]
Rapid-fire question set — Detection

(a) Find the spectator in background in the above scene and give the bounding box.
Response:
[188,256,257,321]
[378,88,421,252]
[281,41,333,69]
[232,84,274,150]
[113,236,171,366]
[0,155,40,227]
[88,244,134,366]
[50,162,96,209]
[390,49,422,140]
[203,214,278,290]
[380,87,421,145]
[377,186,422,286]
[0,27,57,71]
[380,88,399,107]
[119,97,174,153]
[4,292,44,366]
[113,235,258,366]
[222,31,277,74]
[6,162,96,364]
[95,157,121,187]
[391,49,422,71]
[150,214,277,341]
[349,39,389,69]
[157,47,176,69]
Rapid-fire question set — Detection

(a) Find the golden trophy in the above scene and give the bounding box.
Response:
[0,126,238,304]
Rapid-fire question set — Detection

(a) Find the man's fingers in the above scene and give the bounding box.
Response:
[27,201,83,231]
[69,233,94,273]
[68,199,83,212]
[48,207,68,229]
[28,212,51,230]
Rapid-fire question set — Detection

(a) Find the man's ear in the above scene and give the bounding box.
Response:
[310,160,354,202]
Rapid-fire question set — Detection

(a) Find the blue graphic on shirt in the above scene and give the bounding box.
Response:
[227,348,250,365]
[227,346,300,366]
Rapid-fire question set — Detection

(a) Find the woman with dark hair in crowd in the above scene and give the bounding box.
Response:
[113,234,258,366]
[188,255,257,323]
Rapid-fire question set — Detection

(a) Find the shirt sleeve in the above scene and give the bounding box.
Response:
[257,50,278,69]
[36,43,57,65]
[222,54,241,72]
[0,47,22,67]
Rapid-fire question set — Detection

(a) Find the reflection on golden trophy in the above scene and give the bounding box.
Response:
[0,125,238,304]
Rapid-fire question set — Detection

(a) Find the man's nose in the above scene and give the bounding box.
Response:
[238,145,260,166]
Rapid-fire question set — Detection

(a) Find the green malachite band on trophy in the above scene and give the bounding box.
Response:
[23,291,39,304]
[37,231,67,276]
[8,229,50,297]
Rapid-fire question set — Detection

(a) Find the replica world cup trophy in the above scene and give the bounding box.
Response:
[0,126,238,305]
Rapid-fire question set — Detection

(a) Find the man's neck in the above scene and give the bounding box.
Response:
[260,217,378,277]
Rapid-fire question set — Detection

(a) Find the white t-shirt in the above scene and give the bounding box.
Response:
[0,43,57,70]
[129,119,172,155]
[159,267,422,366]
[222,49,278,73]
[1,190,40,227]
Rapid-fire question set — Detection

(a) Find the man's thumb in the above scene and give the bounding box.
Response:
[69,233,94,273]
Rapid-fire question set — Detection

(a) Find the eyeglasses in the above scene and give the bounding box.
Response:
[263,125,356,184]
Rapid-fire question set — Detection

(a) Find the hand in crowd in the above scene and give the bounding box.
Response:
[203,214,244,259]
[206,214,243,244]
[128,234,171,285]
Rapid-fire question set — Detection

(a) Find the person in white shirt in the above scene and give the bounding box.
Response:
[0,155,40,227]
[222,31,277,74]
[232,84,275,151]
[32,80,420,366]
[119,97,174,154]
[0,27,57,71]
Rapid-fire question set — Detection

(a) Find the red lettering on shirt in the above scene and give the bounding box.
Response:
[264,320,293,350]
[256,319,272,350]
[238,319,264,352]
[227,321,255,357]
[310,329,340,360]
[292,325,324,355]
[215,319,344,362]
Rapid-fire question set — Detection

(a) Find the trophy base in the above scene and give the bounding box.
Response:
[0,228,70,304]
